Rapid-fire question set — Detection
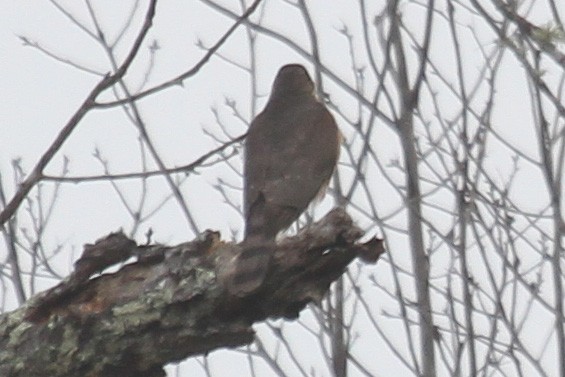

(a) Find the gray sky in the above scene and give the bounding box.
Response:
[1,1,561,376]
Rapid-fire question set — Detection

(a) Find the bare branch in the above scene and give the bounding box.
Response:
[0,209,383,377]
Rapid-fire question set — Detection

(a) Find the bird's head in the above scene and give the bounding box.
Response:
[271,64,314,97]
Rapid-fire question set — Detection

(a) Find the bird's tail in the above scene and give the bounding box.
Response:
[228,237,274,296]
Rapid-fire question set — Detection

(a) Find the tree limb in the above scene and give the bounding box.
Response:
[0,208,383,377]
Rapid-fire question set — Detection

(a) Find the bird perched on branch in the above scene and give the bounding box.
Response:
[229,64,341,295]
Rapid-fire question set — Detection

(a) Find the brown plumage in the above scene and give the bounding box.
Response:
[229,64,340,295]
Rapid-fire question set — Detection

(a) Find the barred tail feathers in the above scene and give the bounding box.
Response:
[228,239,274,296]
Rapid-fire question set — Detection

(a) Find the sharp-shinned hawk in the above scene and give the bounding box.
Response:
[229,64,340,295]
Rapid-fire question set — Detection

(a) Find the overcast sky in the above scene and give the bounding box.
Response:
[1,1,561,376]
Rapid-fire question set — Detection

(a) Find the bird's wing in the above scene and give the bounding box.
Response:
[243,109,274,219]
[260,101,340,210]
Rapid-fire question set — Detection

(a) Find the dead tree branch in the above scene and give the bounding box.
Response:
[0,208,383,377]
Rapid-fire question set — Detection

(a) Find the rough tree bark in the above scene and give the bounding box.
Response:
[0,208,383,377]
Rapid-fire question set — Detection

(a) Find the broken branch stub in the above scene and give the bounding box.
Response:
[0,208,384,377]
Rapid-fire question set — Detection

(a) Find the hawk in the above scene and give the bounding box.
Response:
[229,64,341,295]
